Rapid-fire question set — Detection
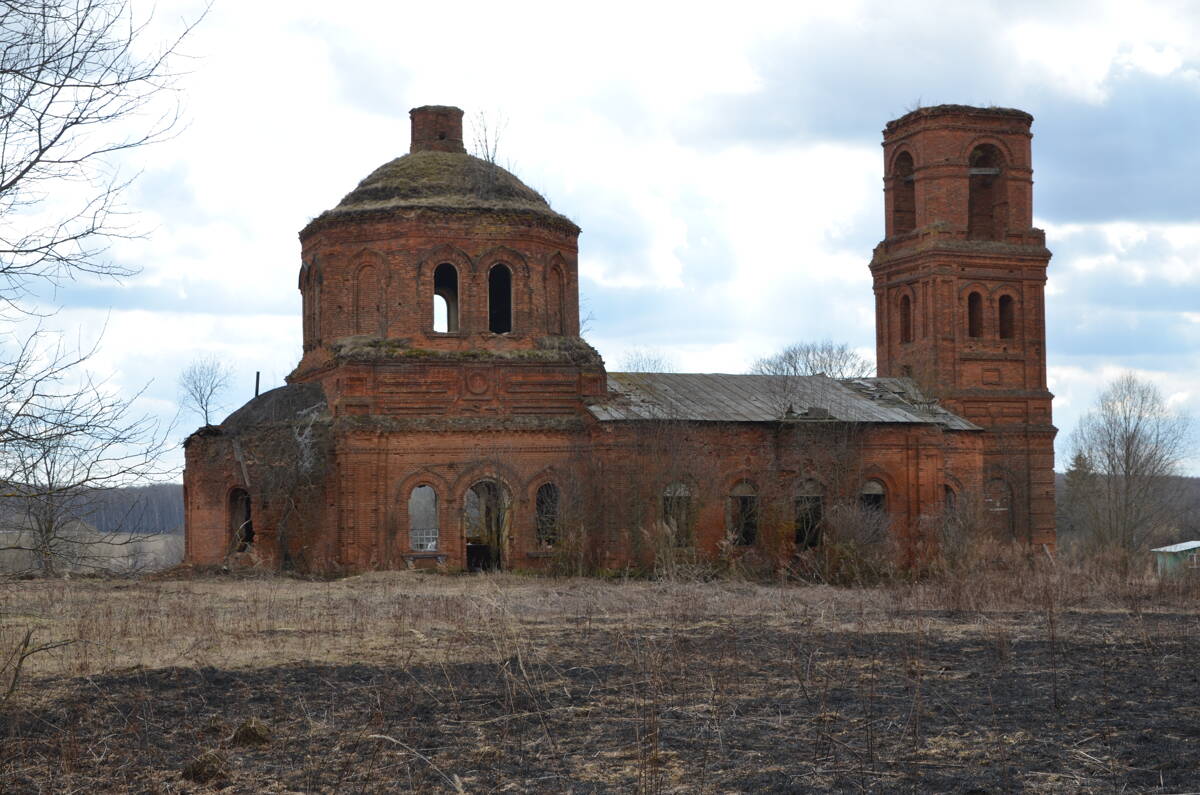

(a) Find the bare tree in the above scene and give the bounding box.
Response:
[179,354,232,426]
[0,374,173,575]
[0,2,202,578]
[1067,373,1192,554]
[751,339,875,380]
[618,347,676,373]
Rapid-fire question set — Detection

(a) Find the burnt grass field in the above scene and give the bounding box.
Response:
[2,569,1199,793]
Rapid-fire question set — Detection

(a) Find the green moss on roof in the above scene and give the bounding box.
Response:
[306,150,579,233]
[886,104,1032,133]
[329,334,604,367]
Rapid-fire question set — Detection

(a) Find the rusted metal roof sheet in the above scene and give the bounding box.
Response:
[589,373,979,430]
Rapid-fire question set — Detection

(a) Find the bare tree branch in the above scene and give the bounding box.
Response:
[1066,373,1193,554]
[0,0,205,303]
[178,354,232,426]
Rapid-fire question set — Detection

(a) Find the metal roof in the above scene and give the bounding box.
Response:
[1151,541,1200,554]
[588,373,979,430]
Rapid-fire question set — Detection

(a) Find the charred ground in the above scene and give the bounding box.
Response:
[2,571,1198,793]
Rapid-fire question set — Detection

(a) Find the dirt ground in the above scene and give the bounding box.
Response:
[2,570,1198,793]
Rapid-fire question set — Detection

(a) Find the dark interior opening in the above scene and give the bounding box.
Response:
[488,264,512,334]
[968,144,1005,240]
[730,483,758,546]
[893,151,915,235]
[998,294,1015,339]
[795,495,823,548]
[229,488,253,552]
[967,292,983,338]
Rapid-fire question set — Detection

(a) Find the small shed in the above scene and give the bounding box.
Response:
[1151,541,1200,577]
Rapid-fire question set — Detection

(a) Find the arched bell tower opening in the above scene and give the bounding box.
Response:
[891,150,916,235]
[871,105,1056,549]
[968,144,1007,241]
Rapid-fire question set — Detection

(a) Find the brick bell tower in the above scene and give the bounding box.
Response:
[871,105,1055,547]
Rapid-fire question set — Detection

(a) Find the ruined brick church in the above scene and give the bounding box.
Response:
[183,104,1056,572]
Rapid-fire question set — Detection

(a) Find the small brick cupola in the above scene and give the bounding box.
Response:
[409,105,466,154]
[290,103,601,395]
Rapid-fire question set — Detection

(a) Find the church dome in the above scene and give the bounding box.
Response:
[304,106,578,235]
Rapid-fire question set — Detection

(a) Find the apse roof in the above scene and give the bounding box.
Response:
[589,373,979,430]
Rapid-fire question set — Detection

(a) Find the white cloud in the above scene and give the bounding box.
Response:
[8,0,1200,474]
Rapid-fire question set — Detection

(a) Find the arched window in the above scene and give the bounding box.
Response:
[985,478,1014,538]
[488,264,512,334]
[354,264,380,335]
[893,151,915,235]
[535,483,560,546]
[998,294,1015,340]
[944,485,957,512]
[967,291,983,338]
[228,488,253,552]
[968,144,1005,240]
[433,263,459,333]
[729,481,757,546]
[795,479,823,548]
[662,482,693,547]
[408,485,438,551]
[547,267,565,335]
[859,480,886,513]
[900,294,913,344]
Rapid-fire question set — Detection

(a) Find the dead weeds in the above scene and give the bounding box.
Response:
[1,570,1198,792]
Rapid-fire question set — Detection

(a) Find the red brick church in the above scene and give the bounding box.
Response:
[183,104,1056,572]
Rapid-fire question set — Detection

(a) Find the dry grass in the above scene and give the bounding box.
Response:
[2,563,1198,792]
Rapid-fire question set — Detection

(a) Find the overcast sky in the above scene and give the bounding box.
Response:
[27,0,1200,474]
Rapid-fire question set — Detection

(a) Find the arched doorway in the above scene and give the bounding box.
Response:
[464,479,510,571]
[228,488,253,553]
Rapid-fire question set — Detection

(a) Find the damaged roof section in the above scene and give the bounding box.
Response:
[220,383,328,434]
[590,373,978,430]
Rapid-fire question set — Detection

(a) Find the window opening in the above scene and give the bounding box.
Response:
[535,483,560,546]
[893,151,915,234]
[408,485,439,551]
[729,481,758,546]
[968,144,1004,240]
[900,294,913,344]
[488,264,512,333]
[662,482,693,547]
[795,479,823,548]
[998,294,1015,339]
[967,292,983,338]
[433,263,459,333]
[944,485,957,512]
[859,480,886,513]
[229,488,253,552]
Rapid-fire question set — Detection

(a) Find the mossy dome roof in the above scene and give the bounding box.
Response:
[307,150,579,234]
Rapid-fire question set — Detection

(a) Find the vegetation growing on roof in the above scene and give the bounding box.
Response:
[305,150,578,234]
[329,335,603,367]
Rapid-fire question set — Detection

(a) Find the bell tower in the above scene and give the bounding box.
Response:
[871,105,1055,547]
